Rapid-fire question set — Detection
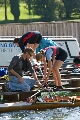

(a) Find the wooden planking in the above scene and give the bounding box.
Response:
[59,22,63,36]
[63,22,67,36]
[0,82,80,101]
[77,22,80,43]
[0,90,37,95]
[0,22,80,44]
[0,73,80,82]
[0,86,80,102]
[0,87,80,96]
[0,90,38,101]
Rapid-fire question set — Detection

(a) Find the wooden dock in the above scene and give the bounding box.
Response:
[0,66,80,102]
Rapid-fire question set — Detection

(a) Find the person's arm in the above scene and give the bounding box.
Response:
[47,60,52,79]
[43,57,47,78]
[47,55,55,79]
[42,60,52,84]
[27,60,43,87]
[45,49,53,79]
[9,69,23,83]
[32,72,41,85]
[9,69,20,77]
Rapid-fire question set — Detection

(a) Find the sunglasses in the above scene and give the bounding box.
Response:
[28,53,32,57]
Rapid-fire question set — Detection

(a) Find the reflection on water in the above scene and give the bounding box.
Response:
[0,107,80,120]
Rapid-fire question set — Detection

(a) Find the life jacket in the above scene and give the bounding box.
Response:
[22,32,35,45]
[45,46,57,55]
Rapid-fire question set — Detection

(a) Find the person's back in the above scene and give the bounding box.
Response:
[36,37,58,53]
[13,31,42,54]
[8,55,22,76]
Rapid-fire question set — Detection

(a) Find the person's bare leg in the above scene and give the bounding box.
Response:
[52,60,59,86]
[52,60,64,86]
[52,70,58,86]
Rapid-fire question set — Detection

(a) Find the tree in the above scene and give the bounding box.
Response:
[31,0,56,21]
[10,0,20,22]
[23,0,33,22]
[62,0,80,18]
[54,0,65,20]
[0,0,8,20]
[4,0,7,20]
[72,0,80,18]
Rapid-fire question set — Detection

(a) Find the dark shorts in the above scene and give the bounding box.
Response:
[55,47,68,62]
[27,33,42,44]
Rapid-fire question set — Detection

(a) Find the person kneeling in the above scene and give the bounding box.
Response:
[5,47,43,92]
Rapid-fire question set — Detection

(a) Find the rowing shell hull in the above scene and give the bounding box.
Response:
[0,101,80,113]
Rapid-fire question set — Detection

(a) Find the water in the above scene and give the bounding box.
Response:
[0,107,80,120]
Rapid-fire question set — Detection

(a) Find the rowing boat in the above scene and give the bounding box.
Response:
[0,100,80,113]
[0,96,80,113]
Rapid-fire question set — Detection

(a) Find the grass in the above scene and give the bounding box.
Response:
[0,3,41,24]
[0,3,80,24]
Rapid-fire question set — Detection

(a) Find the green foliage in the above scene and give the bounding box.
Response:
[0,0,80,23]
[72,0,80,17]
[55,0,65,20]
[62,0,80,18]
[0,0,10,7]
[0,0,4,4]
[23,0,33,16]
[31,0,56,21]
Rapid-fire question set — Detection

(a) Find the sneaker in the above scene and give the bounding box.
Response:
[56,86,64,90]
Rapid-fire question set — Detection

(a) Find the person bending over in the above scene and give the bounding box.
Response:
[5,47,43,92]
[36,46,68,90]
[13,31,42,58]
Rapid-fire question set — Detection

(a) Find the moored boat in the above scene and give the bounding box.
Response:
[0,96,80,113]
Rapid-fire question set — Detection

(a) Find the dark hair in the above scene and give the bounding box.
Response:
[13,38,20,43]
[23,47,34,54]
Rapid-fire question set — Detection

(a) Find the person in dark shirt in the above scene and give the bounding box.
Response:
[13,31,42,58]
[5,47,43,92]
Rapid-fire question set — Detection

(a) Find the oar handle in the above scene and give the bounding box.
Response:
[30,90,41,98]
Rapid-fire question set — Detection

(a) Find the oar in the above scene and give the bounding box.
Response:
[30,88,52,98]
[27,86,53,103]
[43,83,53,99]
[30,90,43,98]
[26,89,45,103]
